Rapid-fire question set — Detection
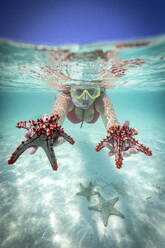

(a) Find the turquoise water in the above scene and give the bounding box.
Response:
[0,36,165,248]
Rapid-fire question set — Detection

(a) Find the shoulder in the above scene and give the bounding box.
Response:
[60,91,74,111]
[57,90,72,101]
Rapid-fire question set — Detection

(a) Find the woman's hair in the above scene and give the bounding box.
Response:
[46,79,71,92]
[46,79,112,91]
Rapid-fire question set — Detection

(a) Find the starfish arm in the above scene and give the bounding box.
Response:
[102,211,110,227]
[59,130,75,144]
[115,139,124,169]
[91,191,99,196]
[97,193,106,203]
[79,183,85,190]
[108,197,119,206]
[131,137,152,156]
[109,208,125,219]
[42,140,58,171]
[89,182,93,187]
[96,135,113,152]
[8,138,37,164]
[76,192,83,196]
[86,195,91,201]
[88,204,101,212]
[76,192,90,201]
[88,183,98,196]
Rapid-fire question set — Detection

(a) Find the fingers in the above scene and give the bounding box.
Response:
[122,147,138,157]
[24,114,50,156]
[24,130,37,155]
[122,150,130,157]
[130,147,138,154]
[54,136,66,147]
[107,151,115,157]
[24,130,32,138]
[42,113,49,122]
[57,137,66,145]
[28,147,37,154]
[103,142,113,150]
[103,142,116,157]
[121,120,129,129]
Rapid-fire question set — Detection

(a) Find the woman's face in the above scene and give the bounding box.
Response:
[71,87,100,109]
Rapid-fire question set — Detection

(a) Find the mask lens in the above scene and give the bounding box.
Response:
[75,89,84,96]
[88,88,97,96]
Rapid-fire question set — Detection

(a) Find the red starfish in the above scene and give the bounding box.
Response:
[96,121,152,169]
[8,114,75,171]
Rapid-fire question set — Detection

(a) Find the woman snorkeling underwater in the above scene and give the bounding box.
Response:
[21,82,152,170]
[8,42,152,170]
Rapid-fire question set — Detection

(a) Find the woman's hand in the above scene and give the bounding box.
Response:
[96,120,152,169]
[103,121,138,157]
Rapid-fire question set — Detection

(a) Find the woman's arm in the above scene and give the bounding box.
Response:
[51,92,73,125]
[95,92,120,130]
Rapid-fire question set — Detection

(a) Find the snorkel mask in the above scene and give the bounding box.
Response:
[71,87,101,109]
[71,87,101,100]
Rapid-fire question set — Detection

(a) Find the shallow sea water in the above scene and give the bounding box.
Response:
[0,36,165,248]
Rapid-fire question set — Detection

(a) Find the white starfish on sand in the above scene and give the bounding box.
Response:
[88,193,125,227]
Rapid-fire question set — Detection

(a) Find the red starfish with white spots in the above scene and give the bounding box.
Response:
[96,121,152,169]
[8,114,75,171]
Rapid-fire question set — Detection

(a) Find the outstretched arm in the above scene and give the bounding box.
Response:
[51,92,73,126]
[24,92,73,154]
[95,92,152,169]
[96,92,120,130]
